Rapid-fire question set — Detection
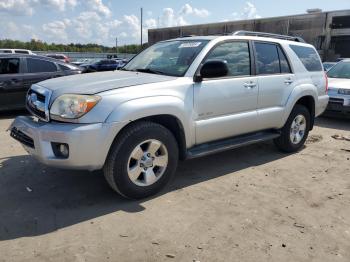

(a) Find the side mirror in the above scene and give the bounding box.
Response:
[195,60,229,82]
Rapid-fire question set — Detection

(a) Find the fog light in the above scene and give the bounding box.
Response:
[52,143,69,159]
[59,144,69,157]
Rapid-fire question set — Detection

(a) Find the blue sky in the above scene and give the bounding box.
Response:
[0,0,349,46]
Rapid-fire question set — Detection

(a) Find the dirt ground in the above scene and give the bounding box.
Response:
[0,111,350,262]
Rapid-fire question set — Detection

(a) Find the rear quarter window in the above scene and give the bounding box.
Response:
[289,45,322,72]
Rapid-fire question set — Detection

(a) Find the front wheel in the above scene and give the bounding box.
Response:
[104,121,179,199]
[274,105,311,153]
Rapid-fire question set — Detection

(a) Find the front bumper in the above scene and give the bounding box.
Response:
[325,94,350,116]
[9,116,126,171]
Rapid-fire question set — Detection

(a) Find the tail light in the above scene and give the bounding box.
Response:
[324,72,328,93]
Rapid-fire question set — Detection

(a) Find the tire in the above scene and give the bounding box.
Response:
[103,121,179,199]
[274,104,311,153]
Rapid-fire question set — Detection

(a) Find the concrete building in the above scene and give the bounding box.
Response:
[148,9,350,61]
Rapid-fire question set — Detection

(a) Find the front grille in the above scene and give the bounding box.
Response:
[26,85,52,122]
[10,127,35,148]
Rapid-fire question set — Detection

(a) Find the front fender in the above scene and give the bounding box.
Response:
[106,96,194,147]
[281,84,318,126]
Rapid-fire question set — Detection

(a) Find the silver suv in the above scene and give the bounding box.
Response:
[10,31,329,199]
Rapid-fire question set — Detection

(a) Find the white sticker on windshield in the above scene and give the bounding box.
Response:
[179,42,202,48]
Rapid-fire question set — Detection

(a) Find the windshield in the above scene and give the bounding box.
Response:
[123,40,209,77]
[327,61,350,79]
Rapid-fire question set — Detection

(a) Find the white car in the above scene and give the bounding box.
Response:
[326,60,350,116]
[0,49,35,55]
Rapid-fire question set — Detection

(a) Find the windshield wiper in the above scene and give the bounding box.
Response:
[134,68,166,75]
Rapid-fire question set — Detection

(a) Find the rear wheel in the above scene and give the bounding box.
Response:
[104,121,179,199]
[274,105,311,153]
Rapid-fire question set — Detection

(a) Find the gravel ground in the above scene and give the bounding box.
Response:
[0,112,350,262]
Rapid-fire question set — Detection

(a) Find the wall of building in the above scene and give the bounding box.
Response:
[148,10,350,61]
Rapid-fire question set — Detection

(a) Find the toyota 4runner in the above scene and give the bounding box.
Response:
[9,31,329,199]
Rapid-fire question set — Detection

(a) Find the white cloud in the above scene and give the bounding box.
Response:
[180,4,210,18]
[42,20,68,40]
[35,0,78,11]
[145,18,157,28]
[0,1,261,46]
[232,2,261,20]
[160,7,190,28]
[84,0,111,17]
[0,0,34,16]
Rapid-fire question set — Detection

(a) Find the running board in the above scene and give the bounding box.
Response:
[186,131,280,159]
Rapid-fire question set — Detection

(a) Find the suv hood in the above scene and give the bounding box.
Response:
[328,78,350,90]
[38,70,176,99]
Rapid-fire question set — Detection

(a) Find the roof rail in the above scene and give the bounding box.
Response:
[233,31,306,43]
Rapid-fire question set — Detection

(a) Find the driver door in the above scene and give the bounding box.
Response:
[194,41,259,144]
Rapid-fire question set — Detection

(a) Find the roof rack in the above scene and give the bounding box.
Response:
[233,31,306,43]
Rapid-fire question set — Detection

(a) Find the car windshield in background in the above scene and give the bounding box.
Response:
[327,61,350,79]
[123,40,209,77]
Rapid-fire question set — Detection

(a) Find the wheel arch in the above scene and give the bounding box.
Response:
[283,85,317,130]
[294,96,315,130]
[105,96,192,161]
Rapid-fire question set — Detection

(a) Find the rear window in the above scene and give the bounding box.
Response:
[15,50,29,54]
[289,45,322,72]
[255,42,292,75]
[48,55,64,59]
[255,43,280,74]
[0,58,20,74]
[27,58,57,73]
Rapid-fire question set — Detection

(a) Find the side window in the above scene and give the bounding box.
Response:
[27,58,57,73]
[205,41,251,77]
[15,50,29,54]
[0,58,20,74]
[289,45,323,72]
[255,43,280,75]
[277,46,292,73]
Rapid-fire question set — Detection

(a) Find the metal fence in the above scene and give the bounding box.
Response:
[33,51,135,61]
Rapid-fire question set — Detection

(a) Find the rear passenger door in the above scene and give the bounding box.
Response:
[0,57,26,110]
[254,42,296,129]
[23,58,61,90]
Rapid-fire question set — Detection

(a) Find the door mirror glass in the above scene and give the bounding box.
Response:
[200,60,228,79]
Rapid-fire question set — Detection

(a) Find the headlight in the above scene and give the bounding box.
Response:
[50,94,101,121]
[338,89,350,95]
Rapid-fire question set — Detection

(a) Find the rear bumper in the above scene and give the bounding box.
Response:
[9,116,126,171]
[325,95,350,116]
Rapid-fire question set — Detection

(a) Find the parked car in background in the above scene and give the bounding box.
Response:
[325,59,350,117]
[78,59,101,73]
[0,49,35,55]
[0,54,81,111]
[45,54,70,63]
[71,58,95,66]
[83,59,120,72]
[323,62,336,71]
[113,58,128,69]
[336,58,350,62]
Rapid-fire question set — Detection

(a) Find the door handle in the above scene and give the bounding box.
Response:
[244,81,257,89]
[284,78,294,85]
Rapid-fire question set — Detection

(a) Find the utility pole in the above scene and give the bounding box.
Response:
[115,37,118,56]
[140,7,143,48]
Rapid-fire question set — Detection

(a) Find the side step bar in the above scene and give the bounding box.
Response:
[186,131,280,159]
